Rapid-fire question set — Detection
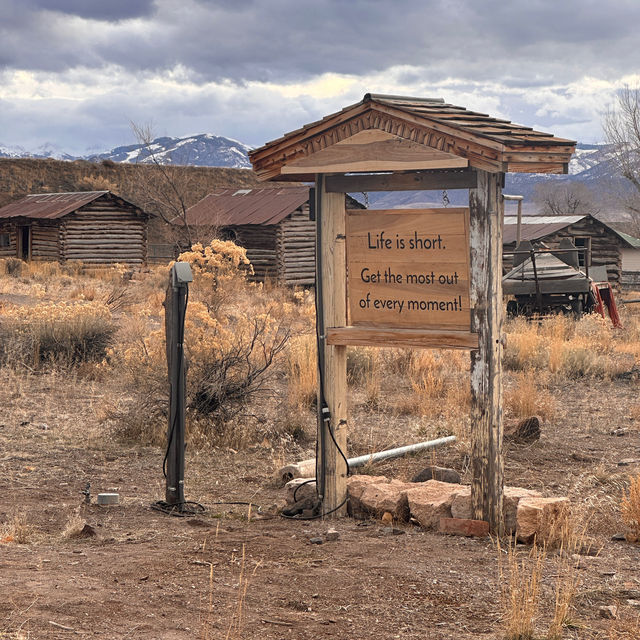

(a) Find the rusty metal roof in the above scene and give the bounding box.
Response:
[503,214,634,247]
[0,191,109,220]
[186,186,310,227]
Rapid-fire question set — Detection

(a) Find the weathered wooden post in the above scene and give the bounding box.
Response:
[315,176,348,517]
[164,262,193,508]
[469,171,505,534]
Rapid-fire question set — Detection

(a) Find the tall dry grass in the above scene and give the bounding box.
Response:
[621,473,640,542]
[498,539,545,640]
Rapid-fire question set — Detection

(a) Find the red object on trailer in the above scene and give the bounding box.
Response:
[591,281,623,328]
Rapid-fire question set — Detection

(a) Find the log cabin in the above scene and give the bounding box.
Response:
[0,191,150,266]
[503,214,637,287]
[186,186,362,286]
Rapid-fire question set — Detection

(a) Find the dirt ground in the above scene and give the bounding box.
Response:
[1,359,640,640]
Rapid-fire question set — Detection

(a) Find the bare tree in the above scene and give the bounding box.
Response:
[130,122,195,248]
[533,181,600,216]
[603,85,640,216]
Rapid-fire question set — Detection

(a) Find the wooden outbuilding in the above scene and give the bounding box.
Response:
[185,186,362,285]
[503,214,635,286]
[0,191,150,266]
[249,93,576,530]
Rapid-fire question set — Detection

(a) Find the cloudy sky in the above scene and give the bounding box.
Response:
[1,0,639,156]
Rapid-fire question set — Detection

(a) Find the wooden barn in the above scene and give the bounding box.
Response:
[186,186,362,285]
[503,214,635,287]
[0,191,150,266]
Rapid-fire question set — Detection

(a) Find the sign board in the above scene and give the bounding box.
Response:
[346,208,471,331]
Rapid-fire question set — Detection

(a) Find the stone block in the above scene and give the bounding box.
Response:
[359,479,413,521]
[285,478,316,505]
[503,486,542,534]
[517,496,570,544]
[346,475,388,518]
[450,486,472,519]
[439,517,489,537]
[405,480,467,530]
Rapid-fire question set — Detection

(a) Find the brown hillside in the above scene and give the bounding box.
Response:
[0,158,269,211]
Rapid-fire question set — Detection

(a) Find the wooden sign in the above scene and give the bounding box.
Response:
[346,208,471,331]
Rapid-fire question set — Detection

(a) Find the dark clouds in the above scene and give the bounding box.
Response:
[2,0,639,84]
[0,0,637,153]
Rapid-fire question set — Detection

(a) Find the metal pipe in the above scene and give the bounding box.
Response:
[278,435,457,482]
[347,435,457,468]
[503,194,524,246]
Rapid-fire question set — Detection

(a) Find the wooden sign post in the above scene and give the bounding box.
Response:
[249,93,575,532]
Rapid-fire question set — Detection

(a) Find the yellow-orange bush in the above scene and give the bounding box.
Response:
[108,240,290,447]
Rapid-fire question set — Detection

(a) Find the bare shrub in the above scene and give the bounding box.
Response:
[108,241,291,448]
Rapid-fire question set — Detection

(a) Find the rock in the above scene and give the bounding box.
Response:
[309,537,323,545]
[346,475,388,519]
[516,496,570,544]
[281,497,319,518]
[611,532,627,541]
[626,599,640,609]
[358,479,413,521]
[599,605,617,619]
[325,528,339,542]
[405,480,467,530]
[504,416,540,443]
[450,485,541,533]
[411,466,461,484]
[439,517,489,537]
[611,428,628,437]
[618,459,640,467]
[450,486,472,519]
[503,487,542,534]
[285,478,316,505]
[381,512,393,526]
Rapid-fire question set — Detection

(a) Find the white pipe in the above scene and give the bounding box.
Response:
[347,435,457,468]
[277,435,457,482]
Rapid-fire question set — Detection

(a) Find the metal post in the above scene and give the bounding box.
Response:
[164,262,193,506]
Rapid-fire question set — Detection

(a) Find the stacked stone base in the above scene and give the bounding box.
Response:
[285,475,569,540]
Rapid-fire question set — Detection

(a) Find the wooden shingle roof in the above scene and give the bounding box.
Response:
[249,93,576,181]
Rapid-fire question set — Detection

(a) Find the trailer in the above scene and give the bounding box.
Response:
[503,238,605,318]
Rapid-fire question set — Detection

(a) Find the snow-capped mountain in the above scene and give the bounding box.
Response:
[86,134,252,168]
[0,142,75,161]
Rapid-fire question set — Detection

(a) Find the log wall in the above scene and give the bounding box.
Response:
[276,205,315,286]
[61,198,147,266]
[231,225,279,282]
[0,224,16,259]
[31,222,60,262]
[222,205,316,286]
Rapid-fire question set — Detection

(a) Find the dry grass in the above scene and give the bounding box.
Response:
[620,473,640,542]
[1,513,35,544]
[285,334,317,411]
[498,539,545,640]
[504,371,556,421]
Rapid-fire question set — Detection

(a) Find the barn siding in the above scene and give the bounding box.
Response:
[61,199,147,265]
